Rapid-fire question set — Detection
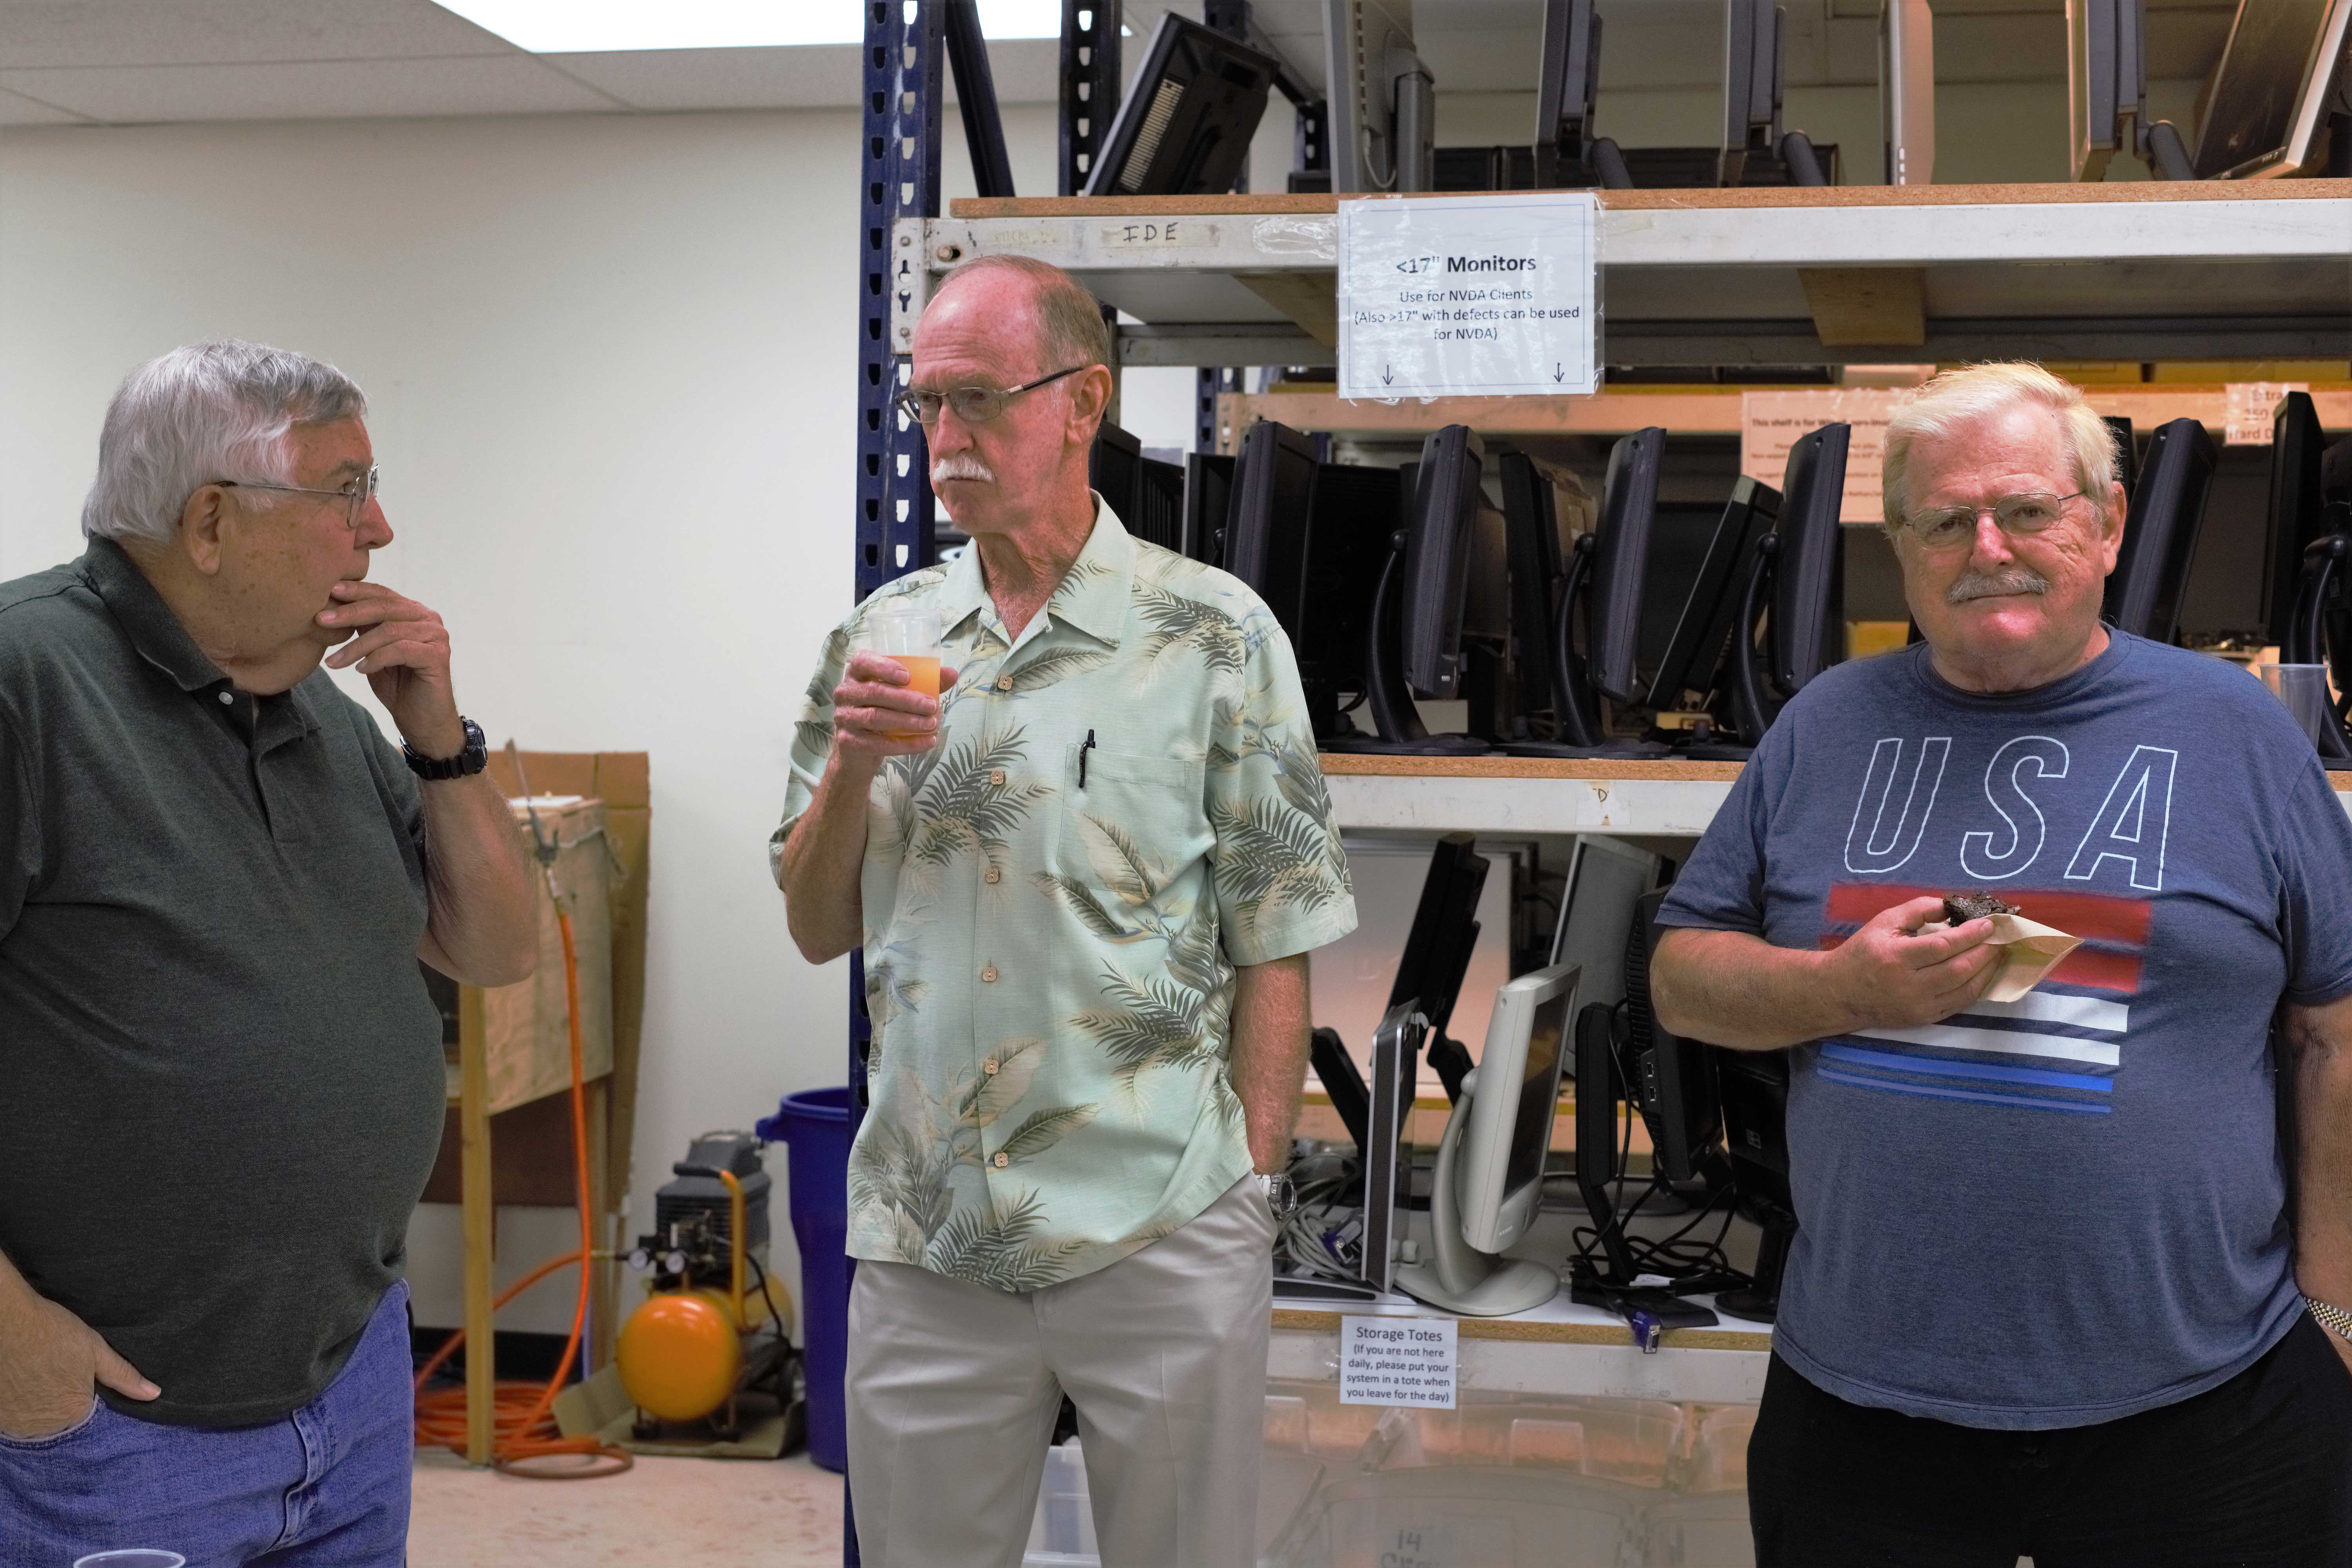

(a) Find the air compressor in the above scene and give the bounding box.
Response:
[616,1132,799,1441]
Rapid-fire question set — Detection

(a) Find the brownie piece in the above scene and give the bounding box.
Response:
[1943,892,2020,923]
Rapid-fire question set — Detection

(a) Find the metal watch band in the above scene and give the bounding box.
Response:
[2308,1295,2352,1345]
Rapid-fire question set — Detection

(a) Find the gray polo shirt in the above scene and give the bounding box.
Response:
[0,540,446,1428]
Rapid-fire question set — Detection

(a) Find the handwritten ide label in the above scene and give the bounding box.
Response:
[1339,1316,1457,1409]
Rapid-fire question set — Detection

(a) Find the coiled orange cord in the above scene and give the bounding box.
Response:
[414,886,632,1479]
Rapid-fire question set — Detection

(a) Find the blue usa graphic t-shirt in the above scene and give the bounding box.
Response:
[1659,630,2352,1430]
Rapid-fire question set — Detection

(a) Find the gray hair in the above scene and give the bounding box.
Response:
[929,254,1114,377]
[1881,361,2119,536]
[81,339,367,544]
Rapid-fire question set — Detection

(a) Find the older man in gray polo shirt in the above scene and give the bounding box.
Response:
[0,340,535,1564]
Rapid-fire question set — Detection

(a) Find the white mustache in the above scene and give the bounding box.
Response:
[931,454,995,485]
[1947,568,2050,604]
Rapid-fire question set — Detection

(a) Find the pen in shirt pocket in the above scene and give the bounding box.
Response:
[1079,728,1096,788]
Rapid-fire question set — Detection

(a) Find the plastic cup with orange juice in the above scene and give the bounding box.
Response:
[866,606,945,742]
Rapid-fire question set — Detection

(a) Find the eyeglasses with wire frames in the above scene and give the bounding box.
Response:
[1900,490,2086,550]
[214,465,381,530]
[893,366,1085,428]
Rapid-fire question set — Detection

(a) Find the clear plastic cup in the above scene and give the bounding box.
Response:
[2256,662,2334,750]
[75,1553,188,1568]
[865,606,945,740]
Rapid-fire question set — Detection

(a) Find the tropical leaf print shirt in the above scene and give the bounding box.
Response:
[773,503,1357,1292]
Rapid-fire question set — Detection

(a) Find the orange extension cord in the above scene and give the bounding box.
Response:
[413,880,633,1480]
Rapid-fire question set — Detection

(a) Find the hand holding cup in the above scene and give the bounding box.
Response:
[832,608,956,767]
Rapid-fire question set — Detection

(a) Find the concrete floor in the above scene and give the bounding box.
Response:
[409,1448,844,1566]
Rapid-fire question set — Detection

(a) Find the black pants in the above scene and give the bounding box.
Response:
[1748,1314,2352,1568]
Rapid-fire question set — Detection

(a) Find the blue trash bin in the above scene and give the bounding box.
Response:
[760,1085,854,1473]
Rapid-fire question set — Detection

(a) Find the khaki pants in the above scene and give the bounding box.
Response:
[846,1176,1276,1568]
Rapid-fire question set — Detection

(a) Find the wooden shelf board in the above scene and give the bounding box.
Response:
[1319,753,1746,782]
[1270,1305,1770,1353]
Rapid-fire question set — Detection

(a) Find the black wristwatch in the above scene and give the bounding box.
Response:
[404,716,488,780]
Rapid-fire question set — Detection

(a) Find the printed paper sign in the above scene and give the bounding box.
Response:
[1338,193,1599,399]
[2224,382,2309,446]
[1742,387,1916,526]
[1339,1315,1457,1408]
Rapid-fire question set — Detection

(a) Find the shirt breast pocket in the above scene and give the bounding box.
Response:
[1053,747,1211,907]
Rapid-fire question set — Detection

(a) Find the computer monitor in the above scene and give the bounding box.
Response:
[1534,0,1603,186]
[1499,452,1565,739]
[1179,452,1232,568]
[1710,1048,1795,1323]
[2103,416,2216,644]
[1300,459,1402,742]
[1622,889,1723,1185]
[1504,428,1673,757]
[1649,478,1780,719]
[1343,426,1492,755]
[1708,424,1850,754]
[1090,421,1142,533]
[1390,832,1491,1103]
[2105,416,2138,496]
[2192,0,2352,180]
[1549,837,1663,1026]
[2266,393,2331,647]
[1721,0,1781,186]
[1325,0,1434,194]
[1083,13,1281,197]
[1223,420,1317,607]
[1093,424,1186,555]
[1393,962,1577,1316]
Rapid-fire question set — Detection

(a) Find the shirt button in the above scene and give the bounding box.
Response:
[989,768,1006,787]
[985,866,1002,885]
[995,675,1013,692]
[983,1058,999,1075]
[980,964,998,984]
[217,691,234,706]
[992,1152,1009,1169]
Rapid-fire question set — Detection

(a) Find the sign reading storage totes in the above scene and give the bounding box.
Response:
[488,795,616,1111]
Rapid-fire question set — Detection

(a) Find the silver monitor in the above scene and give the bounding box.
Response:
[1394,963,1579,1317]
[1323,0,1434,193]
[1549,836,1664,1018]
[2193,0,2352,179]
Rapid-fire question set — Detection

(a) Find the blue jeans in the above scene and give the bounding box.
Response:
[0,1280,413,1568]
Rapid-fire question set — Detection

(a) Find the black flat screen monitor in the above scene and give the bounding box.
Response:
[2192,0,2352,179]
[2103,416,2216,644]
[1585,427,1666,706]
[1083,13,1281,197]
[1624,889,1721,1184]
[1534,0,1603,185]
[1225,420,1318,622]
[2105,416,2137,496]
[1091,422,1142,529]
[1650,478,1780,709]
[2266,392,2330,646]
[1499,452,1565,728]
[1769,424,1850,698]
[1180,452,1232,567]
[1402,426,1486,700]
[1300,460,1403,737]
[1390,832,1490,1098]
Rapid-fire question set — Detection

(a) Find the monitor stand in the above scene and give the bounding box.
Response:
[1714,1199,1793,1325]
[1393,1069,1560,1316]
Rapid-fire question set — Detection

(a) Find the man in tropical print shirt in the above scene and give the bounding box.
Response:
[774,255,1357,1566]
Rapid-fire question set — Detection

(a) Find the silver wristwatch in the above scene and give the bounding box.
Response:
[2308,1296,2352,1345]
[1254,1170,1297,1224]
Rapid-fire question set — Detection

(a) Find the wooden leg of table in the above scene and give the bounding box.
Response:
[459,984,497,1466]
[585,1077,615,1369]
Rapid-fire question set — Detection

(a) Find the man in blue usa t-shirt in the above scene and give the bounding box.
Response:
[1653,363,2352,1567]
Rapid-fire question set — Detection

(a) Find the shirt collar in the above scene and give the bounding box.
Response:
[927,494,1136,649]
[78,537,230,695]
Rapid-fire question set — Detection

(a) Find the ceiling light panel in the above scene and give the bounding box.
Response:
[432,0,1060,52]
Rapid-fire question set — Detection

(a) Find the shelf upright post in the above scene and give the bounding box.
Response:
[1059,0,1122,196]
[849,5,941,1561]
[1196,2,1249,450]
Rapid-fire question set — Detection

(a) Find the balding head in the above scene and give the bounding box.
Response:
[929,255,1114,381]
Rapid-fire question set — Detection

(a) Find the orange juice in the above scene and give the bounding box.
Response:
[888,655,941,740]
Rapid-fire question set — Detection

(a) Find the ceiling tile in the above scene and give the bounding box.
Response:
[0,0,519,69]
[0,82,88,122]
[0,55,616,123]
[545,36,1061,112]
